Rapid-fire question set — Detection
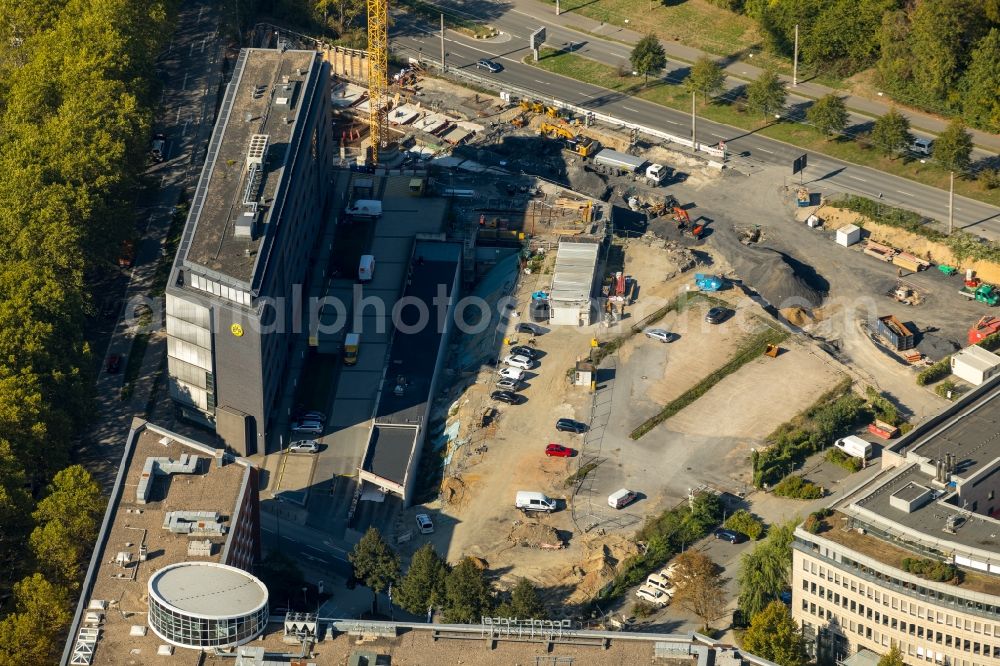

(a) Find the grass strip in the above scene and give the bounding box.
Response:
[629,326,789,440]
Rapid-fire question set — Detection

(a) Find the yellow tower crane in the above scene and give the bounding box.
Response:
[367,0,388,164]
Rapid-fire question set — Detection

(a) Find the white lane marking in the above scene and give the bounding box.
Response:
[712,133,727,139]
[756,147,775,154]
[850,176,867,182]
[534,79,547,84]
[621,105,637,112]
[896,190,913,196]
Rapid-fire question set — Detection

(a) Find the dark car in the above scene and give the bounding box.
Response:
[545,443,575,457]
[476,58,503,73]
[555,418,587,434]
[106,354,122,374]
[491,390,523,405]
[714,528,746,543]
[510,345,539,360]
[517,322,542,335]
[705,306,732,324]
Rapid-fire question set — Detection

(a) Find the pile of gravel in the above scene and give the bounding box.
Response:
[730,244,825,310]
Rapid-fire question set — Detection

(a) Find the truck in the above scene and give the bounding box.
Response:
[834,435,872,460]
[876,315,915,351]
[358,254,375,282]
[345,199,382,219]
[343,333,360,365]
[645,163,668,186]
[960,283,999,306]
[593,148,645,173]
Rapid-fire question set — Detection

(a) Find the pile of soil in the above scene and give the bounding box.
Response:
[781,306,815,327]
[440,476,466,505]
[508,522,564,550]
[731,243,826,310]
[565,538,641,603]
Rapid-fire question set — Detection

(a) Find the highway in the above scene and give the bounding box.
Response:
[390,12,1000,239]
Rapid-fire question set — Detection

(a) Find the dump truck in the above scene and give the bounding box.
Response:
[969,316,1000,344]
[876,315,915,351]
[593,148,645,173]
[960,283,999,306]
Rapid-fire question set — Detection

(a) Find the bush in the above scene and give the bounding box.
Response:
[865,386,900,426]
[803,509,832,534]
[901,558,959,582]
[935,380,958,400]
[979,168,1000,191]
[977,331,1000,352]
[773,475,824,499]
[565,461,599,487]
[825,447,862,472]
[917,358,952,386]
[724,510,765,540]
[632,599,657,618]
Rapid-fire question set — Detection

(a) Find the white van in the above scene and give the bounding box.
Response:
[834,435,872,459]
[608,488,637,509]
[515,491,556,513]
[358,255,375,282]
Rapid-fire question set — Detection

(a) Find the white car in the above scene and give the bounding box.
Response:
[415,514,434,534]
[503,354,534,370]
[645,572,676,597]
[497,367,525,381]
[635,584,671,607]
[288,440,319,454]
[644,328,674,343]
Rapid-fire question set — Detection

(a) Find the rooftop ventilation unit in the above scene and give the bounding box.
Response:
[235,211,257,239]
[136,455,200,504]
[246,134,269,166]
[251,84,266,99]
[187,539,214,556]
[162,510,228,535]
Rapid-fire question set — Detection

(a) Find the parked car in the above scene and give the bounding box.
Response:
[644,328,674,343]
[298,410,327,423]
[476,58,503,73]
[150,133,166,162]
[509,345,540,360]
[714,528,746,543]
[415,514,434,534]
[503,354,534,370]
[635,585,671,607]
[291,420,323,435]
[288,440,319,454]
[645,572,676,597]
[516,322,542,335]
[106,354,122,374]
[496,377,522,391]
[491,390,523,405]
[909,137,933,156]
[498,367,525,381]
[545,443,574,457]
[555,418,587,434]
[705,306,732,324]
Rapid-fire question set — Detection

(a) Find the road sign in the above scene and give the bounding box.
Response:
[792,153,808,175]
[530,27,546,62]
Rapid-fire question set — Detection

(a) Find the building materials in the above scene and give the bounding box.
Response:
[876,315,915,351]
[863,240,897,262]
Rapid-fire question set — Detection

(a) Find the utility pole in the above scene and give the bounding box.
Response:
[691,92,697,150]
[556,0,560,15]
[792,24,799,87]
[440,13,446,72]
[948,170,955,235]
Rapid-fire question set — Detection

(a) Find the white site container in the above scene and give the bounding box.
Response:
[836,224,861,247]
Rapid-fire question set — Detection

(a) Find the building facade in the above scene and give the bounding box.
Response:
[166,47,333,455]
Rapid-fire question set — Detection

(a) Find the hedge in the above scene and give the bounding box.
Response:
[773,475,824,499]
[917,357,952,386]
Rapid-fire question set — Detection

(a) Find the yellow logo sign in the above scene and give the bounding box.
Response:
[231,323,244,337]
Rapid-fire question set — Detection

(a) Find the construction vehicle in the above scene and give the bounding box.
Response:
[519,100,545,114]
[645,163,668,186]
[969,316,1000,344]
[694,274,723,291]
[960,283,1000,306]
[888,280,921,306]
[539,122,574,141]
[538,122,599,157]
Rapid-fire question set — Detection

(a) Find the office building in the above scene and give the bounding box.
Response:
[793,377,1000,666]
[166,47,333,455]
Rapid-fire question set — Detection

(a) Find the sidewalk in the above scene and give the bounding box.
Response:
[515,0,1000,154]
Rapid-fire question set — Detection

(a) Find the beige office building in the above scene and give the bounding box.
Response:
[792,377,1000,666]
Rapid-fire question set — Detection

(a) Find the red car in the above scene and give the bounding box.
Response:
[545,443,574,458]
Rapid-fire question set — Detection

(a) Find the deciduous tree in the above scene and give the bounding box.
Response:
[349,527,400,614]
[741,601,809,666]
[933,119,974,173]
[871,108,911,158]
[672,550,726,632]
[737,520,795,618]
[878,643,905,666]
[630,34,666,84]
[745,69,786,119]
[961,29,1000,134]
[685,56,725,102]
[806,94,848,138]
[0,574,72,665]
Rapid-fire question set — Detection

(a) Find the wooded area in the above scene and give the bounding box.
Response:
[0,0,174,661]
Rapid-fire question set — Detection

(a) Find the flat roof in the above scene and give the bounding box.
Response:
[952,345,1000,372]
[63,421,254,665]
[363,424,418,485]
[181,48,319,286]
[151,563,267,616]
[551,240,599,305]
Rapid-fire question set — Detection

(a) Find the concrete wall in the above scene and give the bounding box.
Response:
[323,45,368,84]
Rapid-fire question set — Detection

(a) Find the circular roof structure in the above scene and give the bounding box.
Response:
[149,562,268,619]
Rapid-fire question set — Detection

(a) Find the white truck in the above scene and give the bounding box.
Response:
[645,163,668,186]
[345,199,383,219]
[834,435,872,459]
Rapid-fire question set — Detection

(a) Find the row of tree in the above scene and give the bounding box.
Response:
[0,0,175,661]
[349,528,545,622]
[707,0,1000,133]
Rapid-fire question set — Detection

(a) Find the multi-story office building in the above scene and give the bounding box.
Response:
[166,48,332,454]
[793,376,1000,666]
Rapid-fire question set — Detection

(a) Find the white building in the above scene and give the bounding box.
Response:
[950,345,1000,386]
[548,241,600,326]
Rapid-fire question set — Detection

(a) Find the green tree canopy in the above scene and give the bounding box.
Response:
[0,574,72,665]
[870,108,911,158]
[933,118,974,172]
[349,527,400,613]
[806,94,848,138]
[741,601,809,666]
[443,557,494,623]
[497,578,545,619]
[395,543,449,616]
[737,519,796,618]
[878,643,905,666]
[630,34,667,84]
[745,69,787,119]
[685,56,725,102]
[961,29,1000,133]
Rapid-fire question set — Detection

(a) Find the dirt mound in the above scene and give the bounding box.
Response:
[440,476,466,505]
[731,243,826,310]
[467,556,489,570]
[564,538,641,603]
[781,306,814,327]
[508,522,564,550]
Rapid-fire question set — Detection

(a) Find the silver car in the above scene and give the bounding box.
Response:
[644,328,674,343]
[496,377,522,391]
[288,440,319,454]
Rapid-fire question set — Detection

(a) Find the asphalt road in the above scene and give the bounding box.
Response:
[390,14,1000,238]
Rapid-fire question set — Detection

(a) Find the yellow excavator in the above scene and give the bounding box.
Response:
[538,122,600,157]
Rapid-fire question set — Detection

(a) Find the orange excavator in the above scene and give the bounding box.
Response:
[672,206,704,239]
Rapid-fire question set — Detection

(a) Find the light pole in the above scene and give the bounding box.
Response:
[792,24,799,87]
[691,92,697,150]
[440,14,446,72]
[948,171,955,235]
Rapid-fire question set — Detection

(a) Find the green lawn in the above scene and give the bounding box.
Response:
[530,50,1000,208]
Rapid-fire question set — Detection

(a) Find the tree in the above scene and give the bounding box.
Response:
[497,578,545,619]
[961,28,1000,133]
[672,550,726,632]
[737,520,796,618]
[0,574,72,665]
[871,108,911,158]
[878,643,905,666]
[933,117,974,172]
[745,69,787,119]
[806,94,848,138]
[443,557,494,623]
[349,527,400,614]
[723,509,764,540]
[395,543,449,616]
[685,56,725,102]
[741,601,809,666]
[630,34,666,84]
[905,0,989,109]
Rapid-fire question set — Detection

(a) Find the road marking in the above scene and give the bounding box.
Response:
[182,73,188,91]
[663,119,680,125]
[896,190,913,197]
[756,147,775,154]
[850,176,867,182]
[621,105,637,112]
[712,133,727,139]
[534,79,547,84]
